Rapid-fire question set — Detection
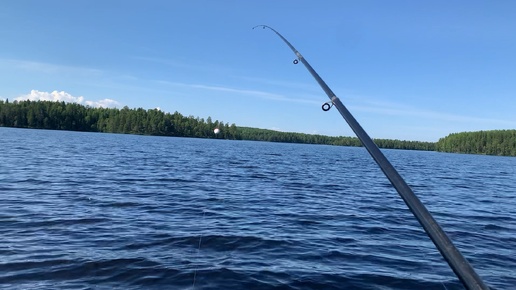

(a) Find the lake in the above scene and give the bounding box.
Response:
[1,127,515,289]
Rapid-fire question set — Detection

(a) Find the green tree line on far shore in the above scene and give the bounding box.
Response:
[1,99,515,156]
[0,99,435,151]
[436,130,516,156]
[0,99,239,139]
[237,127,436,151]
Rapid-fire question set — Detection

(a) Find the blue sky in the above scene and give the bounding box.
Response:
[1,1,515,141]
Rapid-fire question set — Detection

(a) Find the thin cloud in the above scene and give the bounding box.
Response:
[132,56,193,68]
[1,58,103,76]
[184,81,515,126]
[152,77,516,127]
[348,98,516,126]
[16,90,120,108]
[154,80,320,105]
[132,56,230,73]
[235,75,318,91]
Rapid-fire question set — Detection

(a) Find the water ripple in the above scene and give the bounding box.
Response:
[1,128,515,289]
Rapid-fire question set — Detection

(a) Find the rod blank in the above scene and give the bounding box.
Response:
[254,25,489,290]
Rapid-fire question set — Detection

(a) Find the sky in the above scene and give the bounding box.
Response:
[1,0,515,142]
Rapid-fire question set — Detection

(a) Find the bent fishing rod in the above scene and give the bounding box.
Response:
[253,25,489,290]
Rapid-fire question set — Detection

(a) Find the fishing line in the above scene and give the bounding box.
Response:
[192,208,206,289]
[424,250,450,290]
[254,25,489,290]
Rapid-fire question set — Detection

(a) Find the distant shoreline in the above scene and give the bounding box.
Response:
[1,100,514,156]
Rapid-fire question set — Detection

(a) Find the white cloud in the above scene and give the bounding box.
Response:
[17,90,83,103]
[15,90,120,108]
[85,98,120,108]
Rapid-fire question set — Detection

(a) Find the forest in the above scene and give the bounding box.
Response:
[436,130,516,156]
[0,99,239,139]
[236,127,436,151]
[1,99,514,156]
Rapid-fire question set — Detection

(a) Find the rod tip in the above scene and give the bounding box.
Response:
[252,25,271,30]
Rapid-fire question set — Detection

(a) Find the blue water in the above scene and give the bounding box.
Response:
[1,127,515,289]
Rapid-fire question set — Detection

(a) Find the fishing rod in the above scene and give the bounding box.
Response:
[253,25,489,290]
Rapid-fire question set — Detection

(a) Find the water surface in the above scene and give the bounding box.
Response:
[1,127,515,289]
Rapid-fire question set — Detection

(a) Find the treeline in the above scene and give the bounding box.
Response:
[237,127,435,150]
[4,100,515,155]
[0,99,238,139]
[0,99,435,151]
[436,130,516,156]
